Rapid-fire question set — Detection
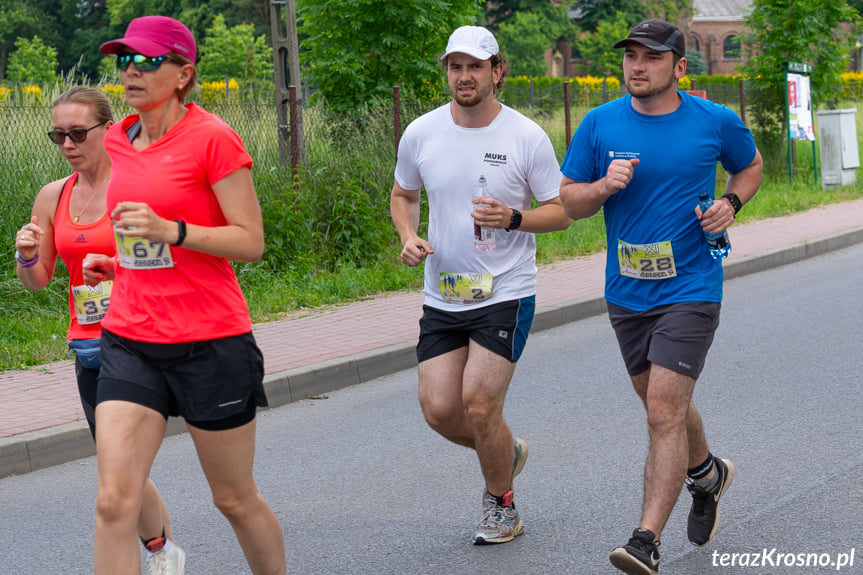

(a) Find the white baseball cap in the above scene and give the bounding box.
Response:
[440,25,499,61]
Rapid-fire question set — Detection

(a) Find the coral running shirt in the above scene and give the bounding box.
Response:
[102,103,254,343]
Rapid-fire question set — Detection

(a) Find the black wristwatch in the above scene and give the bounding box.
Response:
[505,208,522,231]
[721,192,742,216]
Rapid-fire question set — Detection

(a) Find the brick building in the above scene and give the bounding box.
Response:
[685,0,752,76]
[557,0,752,77]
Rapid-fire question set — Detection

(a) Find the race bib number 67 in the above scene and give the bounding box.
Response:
[115,232,175,269]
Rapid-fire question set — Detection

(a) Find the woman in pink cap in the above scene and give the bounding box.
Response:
[84,16,285,575]
[15,86,184,575]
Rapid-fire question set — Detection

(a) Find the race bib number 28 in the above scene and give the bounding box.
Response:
[617,239,677,280]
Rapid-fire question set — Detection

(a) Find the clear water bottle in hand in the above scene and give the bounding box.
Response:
[698,192,731,260]
[473,175,496,252]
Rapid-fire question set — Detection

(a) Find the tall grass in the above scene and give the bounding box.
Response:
[1,84,862,370]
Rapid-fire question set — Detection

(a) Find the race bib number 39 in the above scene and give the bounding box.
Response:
[72,280,112,325]
[440,272,494,304]
[617,239,677,280]
[115,232,175,269]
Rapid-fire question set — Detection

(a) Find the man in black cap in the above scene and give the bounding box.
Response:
[559,19,763,575]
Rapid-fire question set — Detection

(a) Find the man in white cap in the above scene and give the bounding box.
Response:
[390,25,570,544]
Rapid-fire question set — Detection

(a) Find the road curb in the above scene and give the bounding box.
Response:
[3,226,863,480]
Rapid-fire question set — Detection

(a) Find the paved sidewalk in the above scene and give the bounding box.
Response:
[3,199,863,478]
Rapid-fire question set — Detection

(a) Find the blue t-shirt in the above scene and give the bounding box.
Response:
[560,91,756,311]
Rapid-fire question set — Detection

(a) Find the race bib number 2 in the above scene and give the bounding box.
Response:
[440,272,494,304]
[115,232,175,269]
[617,239,677,280]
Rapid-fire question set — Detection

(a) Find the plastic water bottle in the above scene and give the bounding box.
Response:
[698,192,731,259]
[473,175,496,251]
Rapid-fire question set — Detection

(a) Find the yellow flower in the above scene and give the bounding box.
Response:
[99,84,126,96]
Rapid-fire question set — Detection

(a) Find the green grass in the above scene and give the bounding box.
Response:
[2,90,863,371]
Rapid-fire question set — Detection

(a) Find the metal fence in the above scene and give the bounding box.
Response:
[0,78,831,203]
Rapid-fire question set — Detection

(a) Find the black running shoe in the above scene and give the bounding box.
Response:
[687,457,735,546]
[609,528,660,575]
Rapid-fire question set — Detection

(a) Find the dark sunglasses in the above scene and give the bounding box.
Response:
[115,53,168,72]
[46,121,107,145]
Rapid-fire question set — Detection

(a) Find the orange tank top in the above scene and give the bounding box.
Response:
[53,173,116,341]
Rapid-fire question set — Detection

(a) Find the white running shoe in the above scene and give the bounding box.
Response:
[145,542,186,575]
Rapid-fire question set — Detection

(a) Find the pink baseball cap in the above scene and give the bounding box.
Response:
[100,16,197,63]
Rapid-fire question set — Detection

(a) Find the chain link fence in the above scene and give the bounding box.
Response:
[0,78,852,271]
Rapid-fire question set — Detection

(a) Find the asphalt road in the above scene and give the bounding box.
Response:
[2,243,862,574]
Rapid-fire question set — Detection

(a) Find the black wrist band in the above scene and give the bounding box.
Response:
[172,220,187,246]
[721,193,742,216]
[505,208,522,232]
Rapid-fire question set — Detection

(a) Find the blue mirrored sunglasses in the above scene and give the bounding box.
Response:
[115,53,167,72]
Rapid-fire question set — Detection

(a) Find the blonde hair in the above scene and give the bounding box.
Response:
[53,86,113,124]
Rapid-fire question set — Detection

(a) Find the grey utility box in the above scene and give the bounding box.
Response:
[816,108,860,189]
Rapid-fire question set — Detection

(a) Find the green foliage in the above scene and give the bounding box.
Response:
[176,0,272,44]
[572,0,691,33]
[297,0,481,112]
[572,0,649,32]
[0,1,57,81]
[106,0,183,26]
[497,11,551,77]
[739,0,862,167]
[485,0,577,45]
[575,13,631,79]
[6,37,59,84]
[4,84,863,369]
[198,14,273,83]
[686,49,707,75]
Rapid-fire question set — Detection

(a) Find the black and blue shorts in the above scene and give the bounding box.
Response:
[416,296,535,363]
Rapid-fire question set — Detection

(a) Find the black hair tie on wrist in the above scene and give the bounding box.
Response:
[172,220,187,246]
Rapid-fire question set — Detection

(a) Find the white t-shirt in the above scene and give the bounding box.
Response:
[395,103,561,312]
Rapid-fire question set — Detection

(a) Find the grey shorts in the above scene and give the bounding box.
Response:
[607,301,721,380]
[416,296,536,363]
[97,329,268,430]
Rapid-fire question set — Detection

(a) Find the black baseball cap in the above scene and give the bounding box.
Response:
[613,19,685,57]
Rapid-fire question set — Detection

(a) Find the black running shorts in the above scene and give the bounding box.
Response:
[607,301,721,380]
[97,329,268,430]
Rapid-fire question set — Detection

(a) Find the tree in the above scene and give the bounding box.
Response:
[486,0,576,40]
[571,0,649,32]
[497,11,551,76]
[572,0,691,32]
[739,0,861,164]
[6,36,59,83]
[198,14,272,84]
[106,0,184,27]
[485,0,578,69]
[685,49,707,75]
[575,12,631,78]
[0,1,59,81]
[298,0,481,112]
[177,0,271,45]
[55,0,118,80]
